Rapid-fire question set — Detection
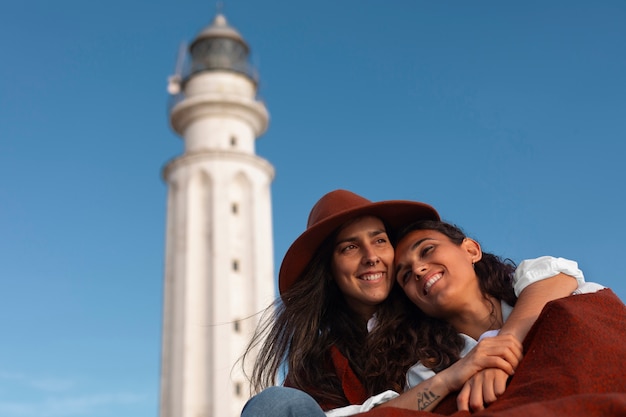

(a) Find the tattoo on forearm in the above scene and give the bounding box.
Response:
[416,389,441,410]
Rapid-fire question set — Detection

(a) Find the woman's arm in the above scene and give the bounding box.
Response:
[512,256,584,297]
[377,334,522,412]
[503,256,584,341]
[457,260,581,412]
[500,272,578,342]
[325,335,522,416]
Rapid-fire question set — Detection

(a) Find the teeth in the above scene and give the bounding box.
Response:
[424,273,442,294]
[362,273,383,281]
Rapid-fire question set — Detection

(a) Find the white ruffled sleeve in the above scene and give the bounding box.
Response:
[405,362,437,391]
[513,256,585,297]
[324,390,399,417]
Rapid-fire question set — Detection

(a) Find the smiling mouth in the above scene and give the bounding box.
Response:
[423,273,442,295]
[360,272,384,281]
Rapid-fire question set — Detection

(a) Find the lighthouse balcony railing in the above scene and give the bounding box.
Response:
[167,64,259,112]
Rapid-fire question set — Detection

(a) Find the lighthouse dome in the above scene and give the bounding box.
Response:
[188,14,255,80]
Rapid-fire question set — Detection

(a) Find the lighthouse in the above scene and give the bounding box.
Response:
[160,13,275,417]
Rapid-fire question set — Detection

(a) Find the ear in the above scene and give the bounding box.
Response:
[462,238,482,264]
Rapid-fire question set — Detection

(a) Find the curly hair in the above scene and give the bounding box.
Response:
[363,286,464,394]
[364,219,518,390]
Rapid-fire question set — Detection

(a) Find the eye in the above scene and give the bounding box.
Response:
[420,245,434,257]
[374,232,390,245]
[340,244,357,254]
[397,268,411,286]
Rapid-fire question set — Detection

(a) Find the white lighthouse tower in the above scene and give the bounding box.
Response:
[160,13,275,417]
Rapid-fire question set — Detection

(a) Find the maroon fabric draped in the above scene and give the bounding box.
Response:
[348,289,626,416]
[330,344,370,406]
[284,344,369,410]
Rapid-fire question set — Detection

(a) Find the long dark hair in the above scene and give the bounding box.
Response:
[366,219,518,387]
[243,221,408,407]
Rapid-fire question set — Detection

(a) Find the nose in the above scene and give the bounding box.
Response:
[412,262,427,280]
[362,245,380,267]
[365,257,380,266]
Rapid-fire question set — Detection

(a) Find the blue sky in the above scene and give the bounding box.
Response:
[1,1,625,416]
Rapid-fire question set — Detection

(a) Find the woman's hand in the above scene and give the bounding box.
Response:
[457,367,510,412]
[439,334,523,394]
[379,335,522,413]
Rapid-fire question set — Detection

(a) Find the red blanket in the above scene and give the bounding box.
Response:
[352,289,626,417]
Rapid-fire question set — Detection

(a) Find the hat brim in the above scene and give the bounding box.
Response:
[278,200,439,294]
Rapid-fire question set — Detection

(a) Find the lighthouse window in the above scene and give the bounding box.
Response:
[232,259,239,271]
[190,38,248,74]
[233,320,241,332]
[235,382,242,396]
[230,136,237,147]
[231,202,239,214]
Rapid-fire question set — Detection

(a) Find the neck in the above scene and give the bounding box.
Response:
[358,306,378,322]
[448,295,503,340]
[345,297,379,323]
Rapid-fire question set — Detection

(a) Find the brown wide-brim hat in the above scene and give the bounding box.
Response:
[278,189,440,294]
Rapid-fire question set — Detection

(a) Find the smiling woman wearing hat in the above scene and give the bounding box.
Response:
[277,189,440,295]
[240,189,440,415]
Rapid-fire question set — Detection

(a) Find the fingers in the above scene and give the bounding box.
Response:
[472,335,524,370]
[478,356,516,375]
[475,369,509,410]
[456,374,488,411]
[477,334,523,359]
[466,349,517,374]
[469,376,486,412]
[456,369,511,412]
[492,370,508,398]
[450,334,523,395]
[480,372,497,405]
[456,336,522,412]
[456,379,471,411]
[480,333,523,349]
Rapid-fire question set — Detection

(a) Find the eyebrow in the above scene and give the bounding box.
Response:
[408,237,434,251]
[335,228,387,247]
[394,237,435,281]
